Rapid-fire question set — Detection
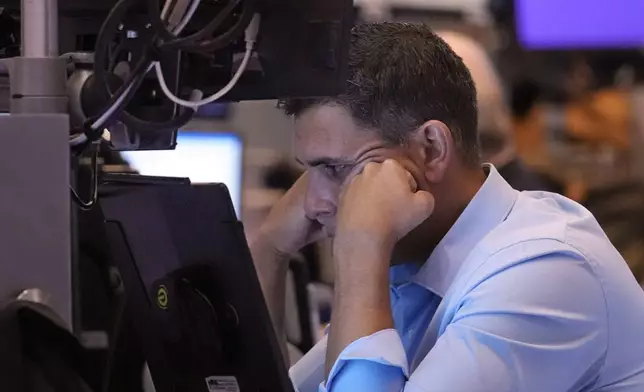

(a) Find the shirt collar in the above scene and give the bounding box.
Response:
[409,164,518,297]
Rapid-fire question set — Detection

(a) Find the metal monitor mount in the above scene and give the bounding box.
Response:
[0,0,73,328]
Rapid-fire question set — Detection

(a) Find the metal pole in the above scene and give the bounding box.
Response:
[0,0,73,329]
[21,0,58,58]
[13,0,67,114]
[47,0,59,57]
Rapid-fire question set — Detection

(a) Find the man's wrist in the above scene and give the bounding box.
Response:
[333,230,395,264]
[333,234,392,291]
[251,230,293,265]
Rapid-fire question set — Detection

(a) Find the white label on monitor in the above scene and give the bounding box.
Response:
[205,376,240,392]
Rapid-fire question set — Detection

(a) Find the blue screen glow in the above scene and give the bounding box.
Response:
[121,131,243,215]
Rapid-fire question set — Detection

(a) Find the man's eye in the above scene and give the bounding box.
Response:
[322,165,348,179]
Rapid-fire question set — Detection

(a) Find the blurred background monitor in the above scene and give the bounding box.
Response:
[195,103,230,119]
[516,0,644,50]
[121,131,243,215]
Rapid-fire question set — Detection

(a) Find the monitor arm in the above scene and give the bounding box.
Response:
[0,0,73,326]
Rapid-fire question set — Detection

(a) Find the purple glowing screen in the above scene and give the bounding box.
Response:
[516,0,644,49]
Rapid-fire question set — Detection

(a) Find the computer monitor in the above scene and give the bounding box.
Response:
[98,178,293,392]
[120,131,243,215]
[516,0,644,49]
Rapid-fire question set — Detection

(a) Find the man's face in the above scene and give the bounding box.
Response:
[294,105,424,237]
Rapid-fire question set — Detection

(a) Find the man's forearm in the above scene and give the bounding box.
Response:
[325,245,394,378]
[250,234,291,366]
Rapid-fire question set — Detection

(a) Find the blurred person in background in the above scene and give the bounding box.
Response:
[437,31,550,192]
[564,56,632,152]
[252,22,644,392]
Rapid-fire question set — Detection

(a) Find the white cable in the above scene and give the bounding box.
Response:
[92,0,196,123]
[160,0,173,19]
[70,60,155,146]
[78,0,198,138]
[174,0,201,34]
[90,78,141,129]
[70,133,87,146]
[154,13,261,109]
[154,46,252,108]
[71,0,204,145]
[169,0,196,32]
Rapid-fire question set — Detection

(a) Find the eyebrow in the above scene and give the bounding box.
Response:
[296,157,354,168]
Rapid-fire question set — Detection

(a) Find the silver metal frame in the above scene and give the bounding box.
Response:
[0,0,73,328]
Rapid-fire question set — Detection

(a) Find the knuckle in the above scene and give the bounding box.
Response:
[383,159,403,175]
[383,159,397,168]
[363,162,378,173]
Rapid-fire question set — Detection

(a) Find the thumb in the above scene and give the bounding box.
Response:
[412,190,435,217]
[306,220,330,244]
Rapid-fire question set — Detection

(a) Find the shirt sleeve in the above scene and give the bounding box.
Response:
[289,335,328,392]
[294,244,609,392]
[407,246,609,392]
[290,329,408,392]
[323,329,408,392]
[313,244,608,392]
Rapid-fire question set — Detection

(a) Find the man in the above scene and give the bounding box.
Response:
[251,22,644,391]
[438,31,549,192]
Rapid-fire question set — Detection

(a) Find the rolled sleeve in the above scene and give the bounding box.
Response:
[322,328,408,392]
[290,336,328,392]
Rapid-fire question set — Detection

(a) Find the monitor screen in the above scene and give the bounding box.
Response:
[120,131,243,215]
[516,0,644,49]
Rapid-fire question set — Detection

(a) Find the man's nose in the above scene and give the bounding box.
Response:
[304,188,337,221]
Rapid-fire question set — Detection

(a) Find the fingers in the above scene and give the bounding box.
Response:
[381,159,433,215]
[381,159,418,192]
[406,170,418,192]
[346,159,419,194]
[413,190,435,216]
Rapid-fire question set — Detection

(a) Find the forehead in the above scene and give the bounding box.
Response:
[293,105,385,165]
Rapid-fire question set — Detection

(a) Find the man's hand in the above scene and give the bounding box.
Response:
[258,172,327,258]
[325,160,435,378]
[335,159,435,257]
[251,172,326,366]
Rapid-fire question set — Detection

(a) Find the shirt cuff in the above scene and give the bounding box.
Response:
[323,328,408,391]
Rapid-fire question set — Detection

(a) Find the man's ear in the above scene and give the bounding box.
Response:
[411,120,453,183]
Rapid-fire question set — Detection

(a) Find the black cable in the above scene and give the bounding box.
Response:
[92,0,151,128]
[112,50,195,132]
[68,54,151,156]
[93,46,192,135]
[147,0,241,49]
[92,0,252,135]
[184,0,255,53]
[90,53,151,132]
[146,0,181,42]
[158,0,241,50]
[93,0,137,99]
[93,0,195,132]
[137,0,181,42]
[70,146,100,211]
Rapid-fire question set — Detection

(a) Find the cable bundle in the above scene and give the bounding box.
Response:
[70,0,260,209]
[70,0,260,147]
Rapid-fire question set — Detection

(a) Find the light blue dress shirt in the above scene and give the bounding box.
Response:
[289,164,644,392]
